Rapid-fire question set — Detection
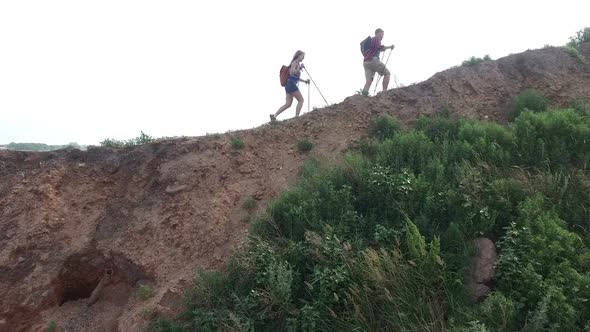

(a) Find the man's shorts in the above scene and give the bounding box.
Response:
[364,58,390,81]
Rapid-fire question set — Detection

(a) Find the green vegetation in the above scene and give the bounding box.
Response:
[462,55,492,67]
[369,114,402,141]
[562,27,589,65]
[3,142,84,151]
[151,100,590,331]
[296,138,314,153]
[242,196,257,211]
[570,98,590,115]
[511,89,548,120]
[134,284,154,300]
[566,27,590,49]
[47,321,57,332]
[564,43,587,60]
[230,137,245,150]
[100,131,155,149]
[563,45,588,64]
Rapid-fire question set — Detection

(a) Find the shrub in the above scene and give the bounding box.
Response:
[478,292,517,331]
[296,138,314,152]
[562,46,588,64]
[513,109,590,169]
[100,131,154,148]
[242,196,257,211]
[461,55,492,67]
[369,114,402,141]
[355,138,379,158]
[510,89,548,120]
[566,27,590,48]
[414,114,461,141]
[570,98,589,115]
[496,195,590,328]
[47,321,57,332]
[230,137,245,150]
[377,131,434,174]
[153,102,590,331]
[134,284,154,300]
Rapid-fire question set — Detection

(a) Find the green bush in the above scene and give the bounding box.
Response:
[153,104,590,331]
[461,55,492,67]
[242,196,257,211]
[562,45,588,64]
[570,98,590,115]
[414,114,461,141]
[230,137,245,150]
[513,109,590,169]
[478,292,517,331]
[355,138,379,158]
[296,138,314,153]
[510,89,548,120]
[496,195,590,329]
[369,114,402,141]
[134,284,154,300]
[100,131,154,148]
[377,131,434,174]
[47,321,57,332]
[566,27,590,48]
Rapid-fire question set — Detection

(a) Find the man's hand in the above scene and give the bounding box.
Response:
[389,45,395,50]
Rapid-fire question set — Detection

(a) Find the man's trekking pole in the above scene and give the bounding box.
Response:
[374,48,394,95]
[303,68,329,106]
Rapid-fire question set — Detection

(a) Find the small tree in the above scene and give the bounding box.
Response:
[566,27,590,48]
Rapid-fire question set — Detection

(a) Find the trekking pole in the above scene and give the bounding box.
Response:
[303,68,329,105]
[307,83,311,113]
[373,48,394,95]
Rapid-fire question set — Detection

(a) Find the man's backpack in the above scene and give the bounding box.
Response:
[360,36,372,56]
[279,65,289,86]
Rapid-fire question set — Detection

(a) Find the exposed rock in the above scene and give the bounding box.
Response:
[468,238,498,302]
[165,184,188,194]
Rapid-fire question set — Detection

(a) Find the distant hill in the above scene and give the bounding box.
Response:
[2,142,86,151]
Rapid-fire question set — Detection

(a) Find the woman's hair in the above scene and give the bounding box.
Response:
[291,50,305,64]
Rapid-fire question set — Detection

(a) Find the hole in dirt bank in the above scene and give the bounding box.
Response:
[52,250,149,306]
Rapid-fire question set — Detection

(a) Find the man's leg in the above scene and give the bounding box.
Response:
[362,79,372,95]
[362,63,374,96]
[382,72,390,91]
[379,67,391,92]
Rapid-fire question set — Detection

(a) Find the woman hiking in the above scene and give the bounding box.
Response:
[271,50,310,122]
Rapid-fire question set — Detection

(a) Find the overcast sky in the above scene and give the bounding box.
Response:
[1,0,588,145]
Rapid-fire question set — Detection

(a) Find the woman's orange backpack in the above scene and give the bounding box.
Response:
[279,65,289,86]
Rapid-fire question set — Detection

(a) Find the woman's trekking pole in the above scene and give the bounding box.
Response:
[374,48,394,95]
[307,83,311,113]
[303,68,329,106]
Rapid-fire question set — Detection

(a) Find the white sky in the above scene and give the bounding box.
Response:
[0,0,588,145]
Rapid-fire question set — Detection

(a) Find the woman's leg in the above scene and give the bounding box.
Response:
[274,94,294,118]
[292,90,304,116]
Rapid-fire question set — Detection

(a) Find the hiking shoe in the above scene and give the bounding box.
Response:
[270,114,277,122]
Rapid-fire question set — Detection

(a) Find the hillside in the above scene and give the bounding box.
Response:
[1,44,589,331]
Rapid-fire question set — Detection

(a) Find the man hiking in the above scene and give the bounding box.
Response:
[361,28,394,96]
